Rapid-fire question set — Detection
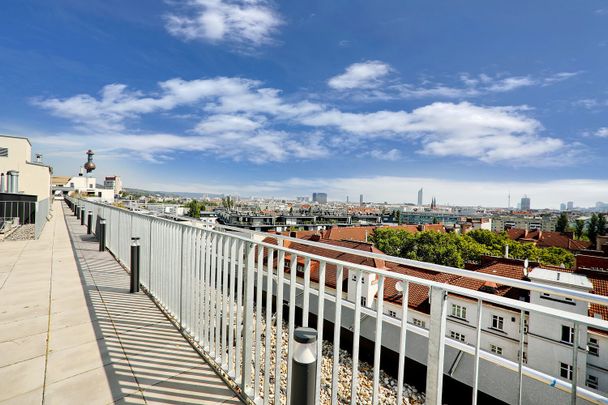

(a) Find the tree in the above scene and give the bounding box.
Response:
[588,214,599,245]
[556,212,569,233]
[575,220,585,240]
[185,200,202,218]
[598,213,607,237]
[537,247,575,269]
[371,228,574,269]
[394,210,402,225]
[222,196,234,210]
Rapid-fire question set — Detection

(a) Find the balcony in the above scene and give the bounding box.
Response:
[2,197,608,405]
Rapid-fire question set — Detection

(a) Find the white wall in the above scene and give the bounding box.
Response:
[0,136,51,201]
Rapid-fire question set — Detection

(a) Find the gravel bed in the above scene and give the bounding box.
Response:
[2,224,35,241]
[237,309,425,404]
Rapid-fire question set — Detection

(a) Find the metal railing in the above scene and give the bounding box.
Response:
[0,200,36,225]
[67,197,608,405]
[35,198,50,239]
[0,198,49,239]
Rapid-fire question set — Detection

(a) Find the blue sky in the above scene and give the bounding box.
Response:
[1,0,608,208]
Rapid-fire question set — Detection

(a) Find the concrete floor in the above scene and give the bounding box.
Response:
[0,201,242,405]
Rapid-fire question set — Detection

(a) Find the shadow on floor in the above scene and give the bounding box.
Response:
[63,204,241,404]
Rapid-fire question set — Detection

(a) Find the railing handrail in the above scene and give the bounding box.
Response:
[68,197,608,405]
[71,197,608,320]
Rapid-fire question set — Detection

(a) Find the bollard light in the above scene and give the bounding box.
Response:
[290,327,318,405]
[130,237,140,293]
[99,219,106,251]
[87,211,93,235]
[80,208,86,226]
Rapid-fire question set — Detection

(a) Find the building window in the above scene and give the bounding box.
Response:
[561,325,574,344]
[387,310,397,318]
[560,362,573,380]
[490,345,503,355]
[413,318,425,328]
[588,337,599,356]
[587,374,599,390]
[491,315,504,330]
[0,147,8,157]
[361,297,367,306]
[450,331,465,342]
[451,304,467,320]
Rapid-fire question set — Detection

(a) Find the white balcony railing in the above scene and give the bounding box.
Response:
[68,197,608,405]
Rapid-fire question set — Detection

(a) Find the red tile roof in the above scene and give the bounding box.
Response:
[261,236,608,320]
[321,224,446,243]
[576,255,608,271]
[506,228,591,251]
[322,227,375,243]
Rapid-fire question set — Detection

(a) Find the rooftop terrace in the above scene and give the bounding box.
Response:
[0,201,241,404]
[2,198,608,405]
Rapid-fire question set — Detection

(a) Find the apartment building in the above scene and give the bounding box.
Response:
[492,215,558,232]
[0,134,52,202]
[263,234,608,399]
[103,175,122,195]
[52,171,114,202]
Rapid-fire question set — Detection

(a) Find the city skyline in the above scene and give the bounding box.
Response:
[1,1,607,208]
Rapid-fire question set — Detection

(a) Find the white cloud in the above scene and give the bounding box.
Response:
[301,102,566,163]
[574,98,608,110]
[398,72,579,99]
[165,0,283,49]
[194,114,263,133]
[31,130,328,164]
[33,77,572,165]
[594,127,608,138]
[33,77,257,130]
[370,149,401,161]
[328,60,392,90]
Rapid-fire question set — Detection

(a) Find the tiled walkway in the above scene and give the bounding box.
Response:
[0,201,242,405]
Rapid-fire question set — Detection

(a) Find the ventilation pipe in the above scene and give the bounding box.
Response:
[12,171,19,193]
[35,153,43,163]
[504,244,509,258]
[0,173,4,193]
[7,171,15,193]
[6,170,20,193]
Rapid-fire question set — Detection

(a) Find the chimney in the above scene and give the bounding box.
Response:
[523,229,528,238]
[504,244,509,258]
[310,234,321,242]
[35,153,43,163]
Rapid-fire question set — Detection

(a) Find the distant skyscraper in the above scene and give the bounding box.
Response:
[312,192,327,204]
[359,194,363,206]
[521,195,531,211]
[560,203,567,211]
[417,188,423,206]
[346,196,349,203]
[567,201,574,210]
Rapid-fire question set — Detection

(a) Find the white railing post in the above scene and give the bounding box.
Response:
[241,241,256,396]
[425,286,448,405]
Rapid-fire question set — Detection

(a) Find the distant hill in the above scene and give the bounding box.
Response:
[123,187,225,199]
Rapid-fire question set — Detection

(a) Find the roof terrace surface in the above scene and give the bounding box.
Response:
[0,201,241,404]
